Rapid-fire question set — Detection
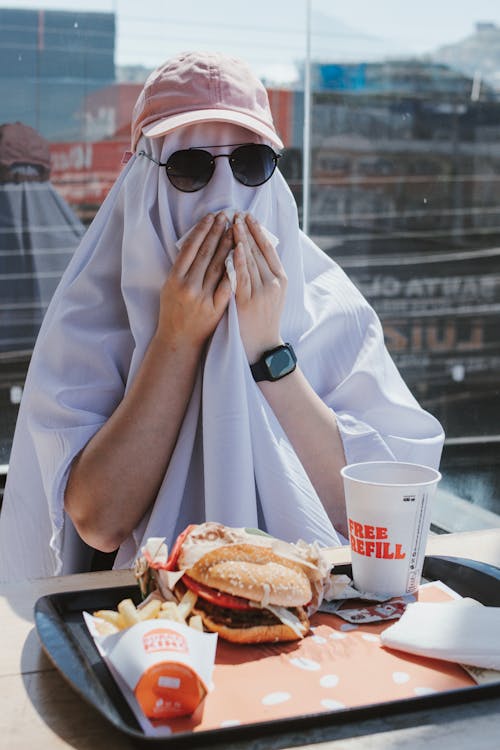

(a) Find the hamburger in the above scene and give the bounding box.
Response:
[134,522,330,644]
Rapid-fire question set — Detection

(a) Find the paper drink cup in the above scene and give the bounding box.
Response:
[340,461,441,596]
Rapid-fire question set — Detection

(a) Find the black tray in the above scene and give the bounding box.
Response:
[34,555,500,747]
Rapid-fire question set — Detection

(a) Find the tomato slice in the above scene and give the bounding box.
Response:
[165,524,197,571]
[182,574,252,610]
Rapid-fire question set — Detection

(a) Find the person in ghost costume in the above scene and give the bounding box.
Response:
[0,52,444,581]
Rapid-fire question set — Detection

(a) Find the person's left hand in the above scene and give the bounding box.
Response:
[233,213,287,363]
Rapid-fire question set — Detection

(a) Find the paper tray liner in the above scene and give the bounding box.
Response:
[157,582,473,734]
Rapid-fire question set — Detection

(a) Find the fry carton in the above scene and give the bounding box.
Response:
[85,613,217,721]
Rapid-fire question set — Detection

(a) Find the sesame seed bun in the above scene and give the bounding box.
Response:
[187,543,312,608]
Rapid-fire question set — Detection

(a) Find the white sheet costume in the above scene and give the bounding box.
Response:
[0,123,444,581]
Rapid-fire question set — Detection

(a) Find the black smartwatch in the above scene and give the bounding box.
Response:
[250,343,297,382]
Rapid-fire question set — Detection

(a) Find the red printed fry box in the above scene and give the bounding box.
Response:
[84,614,217,720]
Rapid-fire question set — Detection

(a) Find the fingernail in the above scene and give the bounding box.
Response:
[246,213,256,223]
[216,211,226,223]
[204,213,214,224]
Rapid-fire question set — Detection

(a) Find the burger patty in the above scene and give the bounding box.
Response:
[193,597,305,629]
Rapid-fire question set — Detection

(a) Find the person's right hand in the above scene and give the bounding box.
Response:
[156,211,233,350]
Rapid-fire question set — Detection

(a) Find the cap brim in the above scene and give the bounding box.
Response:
[142,108,284,150]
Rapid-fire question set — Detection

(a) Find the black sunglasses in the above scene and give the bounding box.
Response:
[138,143,281,192]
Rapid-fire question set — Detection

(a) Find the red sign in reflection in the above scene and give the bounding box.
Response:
[49,140,129,211]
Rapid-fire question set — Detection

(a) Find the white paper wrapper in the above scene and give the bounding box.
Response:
[319,573,416,622]
[136,527,331,616]
[323,573,395,603]
[84,613,217,734]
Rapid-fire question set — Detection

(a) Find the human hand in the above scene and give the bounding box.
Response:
[156,211,233,350]
[233,213,287,363]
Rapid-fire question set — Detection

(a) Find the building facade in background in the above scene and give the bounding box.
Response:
[0,7,115,141]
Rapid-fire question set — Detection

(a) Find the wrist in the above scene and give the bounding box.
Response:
[152,328,204,360]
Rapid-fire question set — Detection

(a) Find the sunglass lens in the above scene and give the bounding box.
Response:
[230,145,277,187]
[166,149,214,192]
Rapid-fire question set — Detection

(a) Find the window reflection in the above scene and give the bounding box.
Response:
[0,4,498,524]
[0,120,84,469]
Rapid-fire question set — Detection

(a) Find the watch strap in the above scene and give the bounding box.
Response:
[250,357,270,382]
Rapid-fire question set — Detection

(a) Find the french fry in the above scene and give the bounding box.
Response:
[117,598,141,627]
[94,619,120,636]
[188,614,203,632]
[158,601,185,623]
[177,589,197,620]
[92,593,204,632]
[93,609,126,629]
[137,599,162,621]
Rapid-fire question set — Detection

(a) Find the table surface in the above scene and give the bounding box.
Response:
[2,529,500,750]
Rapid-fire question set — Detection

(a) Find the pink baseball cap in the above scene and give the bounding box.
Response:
[131,51,284,152]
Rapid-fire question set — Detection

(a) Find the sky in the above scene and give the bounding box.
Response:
[1,0,500,83]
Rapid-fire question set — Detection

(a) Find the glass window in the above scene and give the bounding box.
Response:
[0,1,499,529]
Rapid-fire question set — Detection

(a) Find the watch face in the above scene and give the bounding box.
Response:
[265,347,296,379]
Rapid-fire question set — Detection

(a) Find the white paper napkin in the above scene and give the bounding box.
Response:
[381,597,500,670]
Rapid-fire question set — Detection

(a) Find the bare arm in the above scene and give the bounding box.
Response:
[258,371,347,535]
[233,213,348,536]
[64,212,233,552]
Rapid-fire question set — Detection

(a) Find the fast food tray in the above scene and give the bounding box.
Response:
[34,555,500,747]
